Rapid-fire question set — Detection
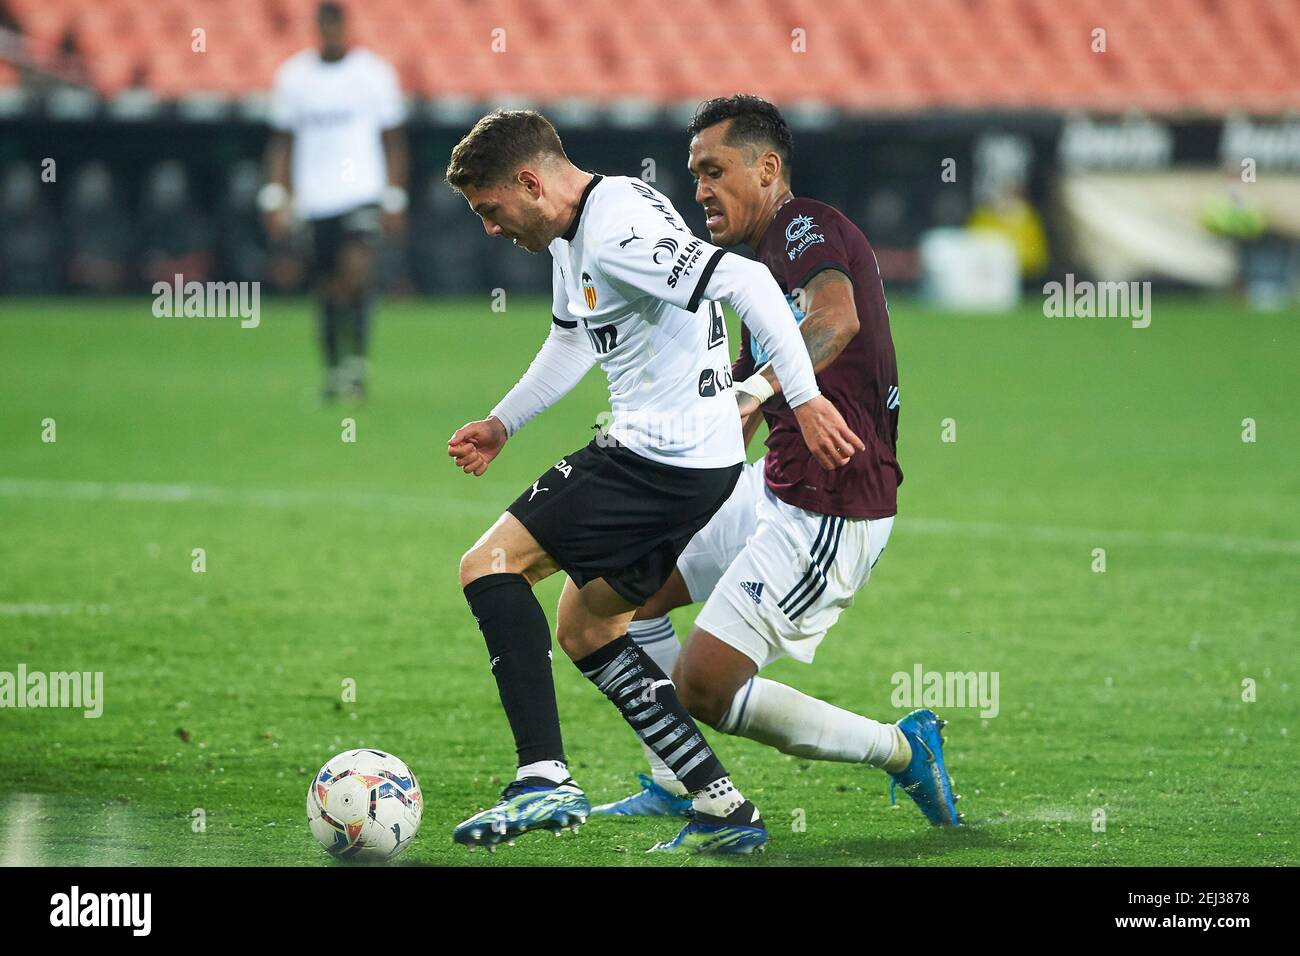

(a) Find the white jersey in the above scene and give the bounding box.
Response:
[549,175,743,467]
[490,174,820,470]
[270,48,404,220]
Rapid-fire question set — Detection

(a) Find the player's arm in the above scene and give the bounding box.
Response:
[735,269,859,415]
[380,127,410,233]
[740,401,764,449]
[260,131,293,240]
[261,63,296,239]
[730,326,765,450]
[377,58,409,233]
[698,252,864,469]
[447,318,596,477]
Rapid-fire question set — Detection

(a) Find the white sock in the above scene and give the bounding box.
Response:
[626,616,687,796]
[343,354,367,385]
[516,759,570,785]
[717,677,897,767]
[691,775,747,819]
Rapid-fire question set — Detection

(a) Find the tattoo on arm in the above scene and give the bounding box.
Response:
[757,270,859,393]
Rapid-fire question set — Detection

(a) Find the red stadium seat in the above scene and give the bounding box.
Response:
[1,0,1295,111]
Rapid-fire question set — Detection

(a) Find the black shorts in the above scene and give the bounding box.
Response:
[507,437,742,606]
[310,203,382,277]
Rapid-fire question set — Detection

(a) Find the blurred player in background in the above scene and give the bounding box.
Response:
[261,1,409,402]
[593,95,961,827]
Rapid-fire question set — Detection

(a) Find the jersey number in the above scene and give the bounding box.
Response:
[707,301,725,350]
[586,323,618,354]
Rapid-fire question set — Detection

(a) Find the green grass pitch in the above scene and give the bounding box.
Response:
[1,294,1296,866]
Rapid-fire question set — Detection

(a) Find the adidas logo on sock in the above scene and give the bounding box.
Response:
[740,581,764,605]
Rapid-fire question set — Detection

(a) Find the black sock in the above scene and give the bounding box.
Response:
[319,299,341,369]
[464,573,565,767]
[575,634,725,794]
[349,295,371,357]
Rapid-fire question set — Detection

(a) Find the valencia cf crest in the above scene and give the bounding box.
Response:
[581,272,598,310]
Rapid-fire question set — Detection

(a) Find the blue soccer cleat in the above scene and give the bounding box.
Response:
[889,709,963,826]
[592,774,694,818]
[647,800,768,855]
[453,777,590,849]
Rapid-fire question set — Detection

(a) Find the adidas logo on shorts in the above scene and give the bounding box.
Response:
[740,581,764,605]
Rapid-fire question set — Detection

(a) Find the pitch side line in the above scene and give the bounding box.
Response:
[2,476,1298,557]
[900,517,1300,557]
[0,476,459,516]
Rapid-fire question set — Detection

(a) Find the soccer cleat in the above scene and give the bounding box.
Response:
[452,777,590,848]
[591,774,694,818]
[888,709,962,826]
[647,800,768,855]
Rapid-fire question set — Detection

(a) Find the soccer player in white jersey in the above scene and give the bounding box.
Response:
[261,2,409,401]
[592,96,961,828]
[443,109,865,854]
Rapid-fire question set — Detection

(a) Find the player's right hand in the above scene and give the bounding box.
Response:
[792,395,864,470]
[448,416,508,476]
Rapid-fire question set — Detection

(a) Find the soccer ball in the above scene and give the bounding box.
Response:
[307,749,423,862]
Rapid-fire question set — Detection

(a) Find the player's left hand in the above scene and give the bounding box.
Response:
[448,416,507,476]
[792,395,864,470]
[381,210,407,237]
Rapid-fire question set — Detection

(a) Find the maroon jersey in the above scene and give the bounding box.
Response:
[735,197,902,518]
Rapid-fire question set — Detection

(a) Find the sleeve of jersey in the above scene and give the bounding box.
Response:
[782,209,853,293]
[488,319,596,437]
[594,225,723,314]
[269,65,296,131]
[700,252,821,408]
[375,60,406,130]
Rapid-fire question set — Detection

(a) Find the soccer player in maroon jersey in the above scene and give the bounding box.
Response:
[592,95,961,827]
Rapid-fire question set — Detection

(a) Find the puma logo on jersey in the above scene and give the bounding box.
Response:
[740,581,764,605]
[529,481,548,501]
[619,227,643,248]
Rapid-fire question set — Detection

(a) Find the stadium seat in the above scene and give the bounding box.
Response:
[0,0,1295,113]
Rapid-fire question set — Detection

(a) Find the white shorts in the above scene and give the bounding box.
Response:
[682,459,894,669]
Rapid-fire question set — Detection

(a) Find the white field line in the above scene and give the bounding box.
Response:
[0,793,44,866]
[2,476,1298,557]
[901,517,1300,557]
[0,602,112,616]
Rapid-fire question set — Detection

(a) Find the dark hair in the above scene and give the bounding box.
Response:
[317,2,344,24]
[445,110,569,190]
[687,94,793,182]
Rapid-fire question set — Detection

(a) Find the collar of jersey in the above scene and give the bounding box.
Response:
[561,174,604,242]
